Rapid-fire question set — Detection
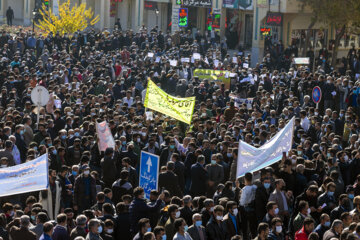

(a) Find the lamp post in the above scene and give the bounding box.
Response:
[155,8,159,28]
[32,10,37,32]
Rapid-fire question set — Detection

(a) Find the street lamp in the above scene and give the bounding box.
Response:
[32,10,37,32]
[155,8,159,27]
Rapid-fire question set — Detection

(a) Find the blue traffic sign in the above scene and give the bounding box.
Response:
[312,86,322,104]
[139,151,160,199]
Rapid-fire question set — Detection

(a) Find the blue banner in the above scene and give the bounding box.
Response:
[0,154,49,197]
[139,151,160,199]
[236,118,294,178]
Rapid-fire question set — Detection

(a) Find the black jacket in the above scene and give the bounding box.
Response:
[158,171,183,197]
[206,216,229,240]
[190,163,209,196]
[255,185,271,223]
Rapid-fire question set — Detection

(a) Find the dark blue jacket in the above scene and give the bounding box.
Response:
[52,225,69,240]
[129,198,162,234]
[190,162,209,196]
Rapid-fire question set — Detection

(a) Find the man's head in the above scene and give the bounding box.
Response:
[138,218,151,234]
[303,217,315,234]
[266,201,278,217]
[154,226,165,240]
[331,219,343,235]
[213,205,224,222]
[88,219,101,234]
[257,222,270,238]
[271,217,283,234]
[75,215,87,228]
[20,215,31,228]
[43,222,54,236]
[56,213,67,226]
[319,213,330,228]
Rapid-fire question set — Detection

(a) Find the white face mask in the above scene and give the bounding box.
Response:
[175,211,180,218]
[276,226,282,233]
[232,209,238,216]
[84,170,90,175]
[210,207,214,212]
[216,215,223,221]
[307,208,311,215]
[106,229,113,234]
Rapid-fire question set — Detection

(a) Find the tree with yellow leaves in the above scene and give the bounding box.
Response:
[35,0,99,36]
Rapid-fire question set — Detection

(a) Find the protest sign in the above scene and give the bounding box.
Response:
[236,117,295,177]
[0,154,48,197]
[96,121,115,152]
[230,95,254,109]
[144,79,195,124]
[193,69,231,89]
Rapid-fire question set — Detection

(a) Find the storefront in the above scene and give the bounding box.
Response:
[143,0,171,32]
[223,0,254,49]
[176,0,212,34]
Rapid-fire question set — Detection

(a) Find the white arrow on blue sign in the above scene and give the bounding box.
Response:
[139,151,160,199]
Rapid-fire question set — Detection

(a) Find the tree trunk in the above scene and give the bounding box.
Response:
[331,24,346,67]
[302,17,317,57]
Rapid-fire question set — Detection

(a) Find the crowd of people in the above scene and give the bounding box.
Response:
[0,23,359,240]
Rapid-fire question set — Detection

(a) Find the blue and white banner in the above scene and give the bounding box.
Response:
[139,151,160,199]
[230,95,254,109]
[0,154,48,197]
[236,117,294,178]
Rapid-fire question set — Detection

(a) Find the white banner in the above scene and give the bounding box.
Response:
[0,154,48,197]
[96,121,115,152]
[230,95,254,109]
[236,117,295,178]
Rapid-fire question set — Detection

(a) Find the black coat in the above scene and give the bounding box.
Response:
[158,171,183,197]
[73,174,97,208]
[206,217,229,240]
[255,185,271,223]
[190,163,209,196]
[129,198,162,233]
[180,206,193,226]
[115,213,131,240]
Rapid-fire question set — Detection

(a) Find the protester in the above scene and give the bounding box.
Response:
[0,24,359,240]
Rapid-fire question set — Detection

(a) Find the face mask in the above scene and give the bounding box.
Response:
[297,151,302,155]
[292,159,296,165]
[184,225,189,232]
[147,227,152,232]
[210,207,214,212]
[344,155,349,161]
[52,149,57,155]
[233,209,238,216]
[216,215,223,221]
[327,191,334,196]
[319,146,323,151]
[274,208,279,215]
[31,215,36,221]
[195,220,202,227]
[84,170,90,175]
[220,146,223,151]
[227,153,232,158]
[122,141,127,145]
[34,146,38,151]
[314,112,319,116]
[349,194,354,199]
[340,113,344,118]
[169,145,175,149]
[307,208,311,215]
[74,132,80,137]
[72,171,77,176]
[137,138,141,143]
[276,226,282,233]
[20,130,24,135]
[175,211,180,218]
[106,229,113,234]
[211,160,216,165]
[324,221,330,227]
[327,153,331,158]
[162,235,167,240]
[61,135,67,140]
[98,226,102,233]
[264,183,271,189]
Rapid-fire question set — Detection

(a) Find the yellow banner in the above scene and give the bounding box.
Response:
[144,80,196,125]
[193,69,231,89]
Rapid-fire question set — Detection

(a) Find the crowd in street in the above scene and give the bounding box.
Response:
[0,24,359,240]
